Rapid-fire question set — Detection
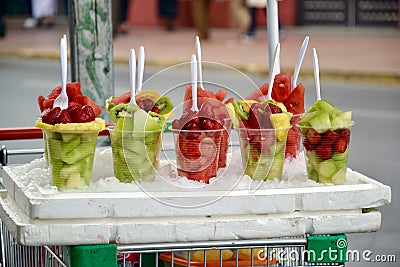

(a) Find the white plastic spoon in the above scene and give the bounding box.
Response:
[53,35,68,109]
[312,48,322,101]
[190,54,199,112]
[137,46,145,93]
[195,36,203,89]
[292,35,309,90]
[129,49,137,104]
[267,43,281,101]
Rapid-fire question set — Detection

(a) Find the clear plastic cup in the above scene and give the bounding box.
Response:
[285,113,303,159]
[218,118,232,169]
[236,127,290,181]
[171,127,224,183]
[299,123,354,184]
[108,126,163,183]
[44,130,99,190]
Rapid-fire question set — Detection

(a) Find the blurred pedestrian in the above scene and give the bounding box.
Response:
[246,0,267,38]
[0,0,5,38]
[159,0,177,31]
[230,0,251,41]
[191,0,211,40]
[24,0,58,28]
[113,0,130,35]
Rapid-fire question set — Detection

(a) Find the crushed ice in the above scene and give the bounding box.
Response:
[4,147,357,197]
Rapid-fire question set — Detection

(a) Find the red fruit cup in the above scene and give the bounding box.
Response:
[285,113,303,159]
[171,127,224,183]
[218,118,232,169]
[299,123,354,185]
[236,127,290,181]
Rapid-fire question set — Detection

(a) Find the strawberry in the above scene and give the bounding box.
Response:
[56,109,73,124]
[268,103,282,114]
[303,139,314,151]
[316,144,333,160]
[71,105,96,123]
[334,138,348,153]
[151,106,160,114]
[323,130,340,146]
[306,128,321,145]
[338,129,351,143]
[181,109,200,126]
[248,103,265,129]
[74,95,103,117]
[183,122,201,140]
[42,107,61,125]
[201,118,223,130]
[137,98,154,112]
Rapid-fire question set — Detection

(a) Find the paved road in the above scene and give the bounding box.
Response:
[0,56,399,266]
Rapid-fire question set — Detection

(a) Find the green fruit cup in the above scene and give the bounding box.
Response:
[236,127,290,181]
[108,126,163,183]
[43,130,100,190]
[299,124,353,185]
[171,128,224,183]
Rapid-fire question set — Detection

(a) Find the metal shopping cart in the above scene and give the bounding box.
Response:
[0,127,390,267]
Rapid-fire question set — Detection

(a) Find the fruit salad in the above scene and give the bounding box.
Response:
[245,72,305,159]
[171,102,225,183]
[298,100,353,184]
[35,82,105,190]
[227,99,292,180]
[107,100,166,183]
[183,84,231,168]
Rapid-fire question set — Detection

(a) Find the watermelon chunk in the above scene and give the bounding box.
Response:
[271,72,291,103]
[74,95,103,117]
[111,92,131,105]
[283,83,305,114]
[245,83,268,102]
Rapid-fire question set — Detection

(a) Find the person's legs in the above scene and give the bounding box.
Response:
[191,0,210,40]
[231,0,251,36]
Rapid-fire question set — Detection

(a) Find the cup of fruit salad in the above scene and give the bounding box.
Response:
[298,100,354,184]
[171,103,226,183]
[36,106,105,190]
[107,104,166,183]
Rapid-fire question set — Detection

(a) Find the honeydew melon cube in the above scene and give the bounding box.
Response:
[317,159,337,179]
[66,173,87,189]
[331,167,347,185]
[332,148,348,161]
[316,100,336,114]
[266,152,284,180]
[309,112,331,133]
[331,111,352,129]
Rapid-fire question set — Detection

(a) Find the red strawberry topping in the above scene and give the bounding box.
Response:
[316,144,333,160]
[323,130,340,146]
[56,109,73,124]
[306,128,321,145]
[42,107,61,125]
[334,138,348,153]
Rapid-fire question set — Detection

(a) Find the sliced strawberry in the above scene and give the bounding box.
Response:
[183,122,202,140]
[334,138,348,153]
[303,139,314,151]
[71,105,96,123]
[268,103,282,114]
[151,106,160,114]
[56,109,73,124]
[248,103,265,129]
[42,107,61,125]
[111,92,131,105]
[215,90,227,102]
[323,130,340,146]
[283,83,305,114]
[201,118,223,130]
[181,109,200,127]
[338,129,351,143]
[38,95,45,112]
[74,95,102,117]
[316,144,333,160]
[306,128,321,145]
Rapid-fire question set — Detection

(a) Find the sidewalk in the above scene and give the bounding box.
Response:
[1,18,400,83]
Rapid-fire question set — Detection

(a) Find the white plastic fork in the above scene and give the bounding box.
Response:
[53,35,68,109]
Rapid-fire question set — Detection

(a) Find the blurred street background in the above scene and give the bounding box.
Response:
[0,0,400,266]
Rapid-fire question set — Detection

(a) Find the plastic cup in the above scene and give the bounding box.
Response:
[299,123,354,184]
[42,130,49,165]
[108,126,163,183]
[218,118,232,169]
[44,130,99,190]
[236,127,290,181]
[171,127,224,183]
[285,113,303,159]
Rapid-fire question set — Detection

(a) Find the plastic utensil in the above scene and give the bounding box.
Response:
[312,48,321,101]
[195,36,203,89]
[267,43,280,101]
[137,46,145,93]
[53,35,68,109]
[191,54,199,112]
[129,48,137,104]
[292,36,309,90]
